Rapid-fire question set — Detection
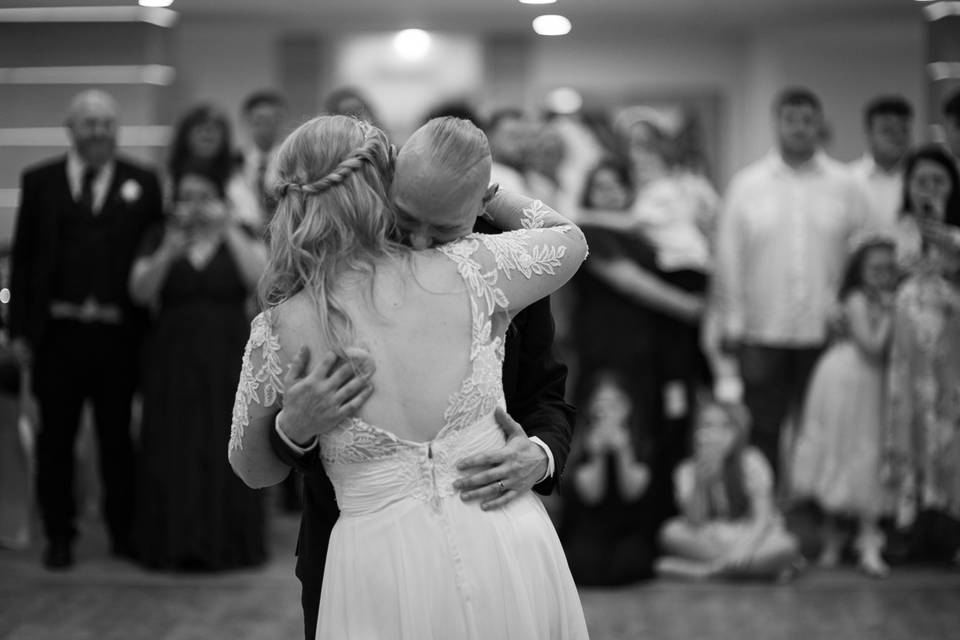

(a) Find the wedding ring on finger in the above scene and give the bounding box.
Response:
[497,480,506,494]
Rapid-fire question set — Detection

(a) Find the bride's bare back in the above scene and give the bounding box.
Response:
[272,250,476,443]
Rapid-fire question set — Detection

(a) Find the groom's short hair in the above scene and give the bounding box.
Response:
[394,117,492,216]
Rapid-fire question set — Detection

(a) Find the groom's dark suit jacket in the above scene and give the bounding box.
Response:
[269,219,576,597]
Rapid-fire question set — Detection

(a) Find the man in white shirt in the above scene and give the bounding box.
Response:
[713,87,869,480]
[486,109,534,193]
[849,96,913,228]
[239,90,287,221]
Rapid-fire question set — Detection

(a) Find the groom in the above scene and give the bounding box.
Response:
[266,129,576,640]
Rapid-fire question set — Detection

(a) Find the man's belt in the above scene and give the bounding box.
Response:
[49,298,124,324]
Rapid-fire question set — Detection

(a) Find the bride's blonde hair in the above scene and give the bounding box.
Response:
[260,115,401,357]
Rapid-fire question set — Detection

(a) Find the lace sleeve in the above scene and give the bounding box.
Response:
[229,310,284,453]
[440,200,586,319]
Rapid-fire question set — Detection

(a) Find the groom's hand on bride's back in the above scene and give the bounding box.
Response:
[453,407,549,511]
[277,345,376,447]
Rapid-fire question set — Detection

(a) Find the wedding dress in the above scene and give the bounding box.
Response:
[231,219,589,639]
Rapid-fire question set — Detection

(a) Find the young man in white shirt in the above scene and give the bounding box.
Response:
[486,109,534,193]
[239,90,287,221]
[849,96,913,229]
[713,87,869,481]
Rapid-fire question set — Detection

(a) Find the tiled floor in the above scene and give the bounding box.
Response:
[1,512,958,640]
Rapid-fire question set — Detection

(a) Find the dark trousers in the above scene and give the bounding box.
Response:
[302,585,321,640]
[34,320,138,547]
[737,343,823,480]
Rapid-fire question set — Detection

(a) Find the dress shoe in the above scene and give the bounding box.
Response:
[43,541,74,571]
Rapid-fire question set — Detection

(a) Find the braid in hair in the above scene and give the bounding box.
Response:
[277,134,383,198]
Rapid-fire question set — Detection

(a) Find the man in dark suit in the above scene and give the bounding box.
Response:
[9,90,163,570]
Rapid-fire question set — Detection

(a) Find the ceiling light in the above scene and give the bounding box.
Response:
[393,28,432,61]
[546,88,583,114]
[519,0,557,4]
[139,0,174,7]
[532,15,571,36]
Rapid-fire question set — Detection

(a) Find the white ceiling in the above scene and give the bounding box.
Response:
[7,0,919,32]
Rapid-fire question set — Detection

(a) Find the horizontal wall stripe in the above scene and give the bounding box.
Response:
[0,6,177,28]
[0,126,172,147]
[0,65,175,85]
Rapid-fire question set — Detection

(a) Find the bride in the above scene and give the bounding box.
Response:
[229,114,589,639]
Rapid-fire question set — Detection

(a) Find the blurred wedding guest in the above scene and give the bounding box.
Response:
[849,96,913,228]
[130,166,267,570]
[657,400,800,581]
[486,109,534,192]
[0,249,33,551]
[560,373,654,586]
[792,236,897,577]
[9,90,163,569]
[573,159,705,526]
[239,90,287,220]
[627,116,716,395]
[526,122,566,203]
[713,87,869,480]
[572,159,704,420]
[169,104,262,228]
[884,145,960,567]
[323,86,381,127]
[943,89,960,163]
[891,146,960,272]
[422,100,485,128]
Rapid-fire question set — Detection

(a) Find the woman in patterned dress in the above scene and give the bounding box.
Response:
[885,145,960,565]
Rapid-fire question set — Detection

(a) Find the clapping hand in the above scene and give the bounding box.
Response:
[918,217,960,252]
[453,408,548,511]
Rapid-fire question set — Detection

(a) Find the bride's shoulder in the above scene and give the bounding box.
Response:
[258,293,320,355]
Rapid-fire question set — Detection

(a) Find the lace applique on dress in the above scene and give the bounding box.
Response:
[521,199,572,233]
[320,419,414,464]
[229,310,284,452]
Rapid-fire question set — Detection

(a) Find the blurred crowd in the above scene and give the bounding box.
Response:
[1,82,959,587]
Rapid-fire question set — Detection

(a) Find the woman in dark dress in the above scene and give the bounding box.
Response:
[560,372,655,586]
[571,160,706,526]
[130,167,268,570]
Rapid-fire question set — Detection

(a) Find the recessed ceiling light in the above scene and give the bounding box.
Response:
[532,14,571,36]
[546,87,583,114]
[139,0,174,7]
[519,0,557,4]
[393,28,432,61]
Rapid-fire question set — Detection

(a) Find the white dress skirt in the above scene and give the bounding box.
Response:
[315,413,589,640]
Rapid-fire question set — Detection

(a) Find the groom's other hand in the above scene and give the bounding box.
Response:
[277,346,376,447]
[453,408,548,510]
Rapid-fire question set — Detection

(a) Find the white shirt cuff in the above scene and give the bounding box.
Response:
[529,436,555,483]
[275,415,319,455]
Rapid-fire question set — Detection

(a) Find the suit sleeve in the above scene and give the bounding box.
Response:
[508,295,576,495]
[9,171,37,343]
[142,170,164,227]
[268,418,324,474]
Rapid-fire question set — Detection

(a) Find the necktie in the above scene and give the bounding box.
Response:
[79,166,97,212]
[256,156,269,212]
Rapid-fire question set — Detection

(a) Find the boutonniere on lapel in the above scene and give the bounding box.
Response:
[120,179,142,204]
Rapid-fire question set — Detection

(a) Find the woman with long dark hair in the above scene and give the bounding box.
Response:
[657,400,800,580]
[168,104,262,228]
[885,145,960,566]
[560,371,655,586]
[130,166,267,570]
